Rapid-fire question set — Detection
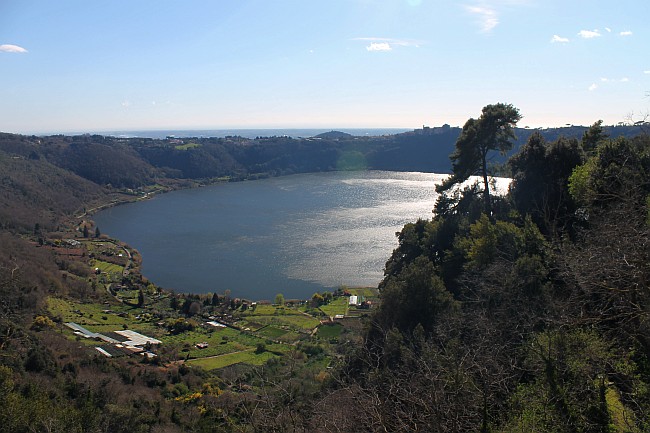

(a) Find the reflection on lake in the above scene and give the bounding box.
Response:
[94,171,509,300]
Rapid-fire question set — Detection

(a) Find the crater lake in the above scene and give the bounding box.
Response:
[93,171,509,300]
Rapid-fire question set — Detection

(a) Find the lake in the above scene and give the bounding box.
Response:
[94,171,508,300]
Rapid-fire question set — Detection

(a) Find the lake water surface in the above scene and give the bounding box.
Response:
[94,171,507,300]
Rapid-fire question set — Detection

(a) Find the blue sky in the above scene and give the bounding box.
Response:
[1,0,648,134]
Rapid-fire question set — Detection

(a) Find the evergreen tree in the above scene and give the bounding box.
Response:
[137,289,145,307]
[581,119,608,153]
[437,103,521,216]
[509,133,583,235]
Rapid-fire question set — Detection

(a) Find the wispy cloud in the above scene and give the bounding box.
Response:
[465,5,499,32]
[463,1,532,33]
[644,70,650,74]
[620,30,633,36]
[0,44,28,53]
[551,35,569,43]
[589,83,598,91]
[578,29,601,39]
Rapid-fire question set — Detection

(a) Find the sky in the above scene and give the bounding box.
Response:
[1,0,649,134]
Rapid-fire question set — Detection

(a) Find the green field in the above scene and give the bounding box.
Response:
[48,297,128,326]
[319,297,349,317]
[238,305,320,332]
[92,260,124,276]
[255,325,288,339]
[243,304,294,316]
[316,323,344,339]
[236,319,266,332]
[346,287,379,298]
[249,314,319,331]
[174,142,201,150]
[187,349,277,370]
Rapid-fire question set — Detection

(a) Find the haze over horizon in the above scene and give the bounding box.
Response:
[1,0,648,134]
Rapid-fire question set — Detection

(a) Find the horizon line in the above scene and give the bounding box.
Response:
[2,122,620,137]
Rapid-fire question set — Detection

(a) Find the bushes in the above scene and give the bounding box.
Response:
[167,318,198,335]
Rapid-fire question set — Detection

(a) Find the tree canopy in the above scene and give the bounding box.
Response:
[437,103,521,216]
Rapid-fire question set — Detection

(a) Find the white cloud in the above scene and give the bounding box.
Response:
[589,83,598,91]
[121,100,131,108]
[354,37,421,51]
[551,35,569,43]
[605,27,612,33]
[644,70,650,74]
[0,44,28,53]
[465,5,499,33]
[620,77,629,82]
[366,42,392,52]
[578,29,601,39]
[620,30,632,36]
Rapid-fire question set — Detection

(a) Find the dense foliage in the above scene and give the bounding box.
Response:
[340,119,650,432]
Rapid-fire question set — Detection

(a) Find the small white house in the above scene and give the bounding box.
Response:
[348,295,358,306]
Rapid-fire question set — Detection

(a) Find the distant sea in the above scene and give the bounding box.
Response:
[92,128,412,139]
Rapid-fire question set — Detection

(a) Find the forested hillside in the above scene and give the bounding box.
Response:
[0,134,106,231]
[332,117,650,432]
[1,125,643,189]
[0,117,648,432]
